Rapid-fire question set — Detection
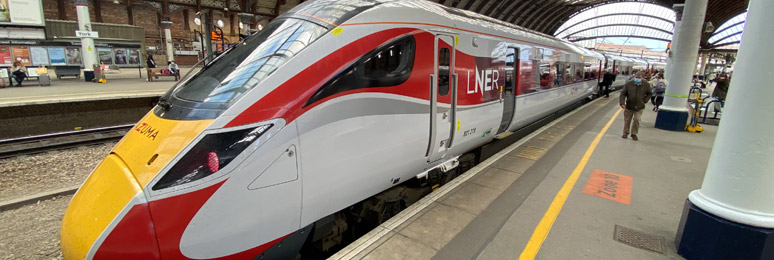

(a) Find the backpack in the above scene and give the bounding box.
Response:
[654,81,666,94]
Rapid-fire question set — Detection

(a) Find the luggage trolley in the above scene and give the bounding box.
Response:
[686,86,703,133]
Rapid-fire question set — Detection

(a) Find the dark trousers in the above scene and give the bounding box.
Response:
[651,96,664,108]
[601,83,610,97]
[12,71,25,86]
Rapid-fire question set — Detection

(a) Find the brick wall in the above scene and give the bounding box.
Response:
[41,0,271,51]
[42,0,59,20]
[100,2,128,24]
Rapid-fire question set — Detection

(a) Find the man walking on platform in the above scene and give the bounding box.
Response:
[600,69,616,98]
[620,72,652,141]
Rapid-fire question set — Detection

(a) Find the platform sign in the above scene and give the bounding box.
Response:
[75,31,99,38]
[582,169,633,204]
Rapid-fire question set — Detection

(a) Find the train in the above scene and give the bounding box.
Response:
[60,1,636,259]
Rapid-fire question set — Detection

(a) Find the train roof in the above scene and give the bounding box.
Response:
[282,0,605,60]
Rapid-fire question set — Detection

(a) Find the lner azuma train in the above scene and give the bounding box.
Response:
[61,1,627,259]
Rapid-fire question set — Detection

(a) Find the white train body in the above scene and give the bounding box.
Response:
[60,1,626,259]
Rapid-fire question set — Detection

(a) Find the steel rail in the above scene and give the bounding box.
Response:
[0,124,134,159]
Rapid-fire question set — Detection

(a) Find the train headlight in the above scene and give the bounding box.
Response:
[152,124,273,190]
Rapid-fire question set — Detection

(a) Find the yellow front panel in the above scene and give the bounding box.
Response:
[112,112,213,187]
[60,155,142,260]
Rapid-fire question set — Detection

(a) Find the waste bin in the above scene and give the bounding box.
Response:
[83,70,94,82]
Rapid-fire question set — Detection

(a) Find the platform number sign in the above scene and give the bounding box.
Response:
[582,169,632,204]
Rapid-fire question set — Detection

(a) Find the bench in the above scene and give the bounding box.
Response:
[147,68,178,82]
[54,66,81,79]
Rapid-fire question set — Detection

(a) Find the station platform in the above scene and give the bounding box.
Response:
[0,67,191,107]
[333,95,715,259]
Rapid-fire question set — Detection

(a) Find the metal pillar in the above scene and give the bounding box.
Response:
[675,0,774,258]
[161,21,174,62]
[75,0,98,79]
[698,53,709,79]
[202,10,213,61]
[655,1,707,131]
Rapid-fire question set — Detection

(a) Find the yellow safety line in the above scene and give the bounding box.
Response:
[519,107,623,260]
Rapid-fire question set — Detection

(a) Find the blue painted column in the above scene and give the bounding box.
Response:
[655,1,707,131]
[675,0,774,259]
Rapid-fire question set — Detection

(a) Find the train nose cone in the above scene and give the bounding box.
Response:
[61,154,159,260]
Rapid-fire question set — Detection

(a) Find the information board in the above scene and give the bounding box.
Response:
[48,47,66,65]
[30,46,48,65]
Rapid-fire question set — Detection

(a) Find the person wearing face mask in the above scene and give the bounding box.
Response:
[619,72,652,141]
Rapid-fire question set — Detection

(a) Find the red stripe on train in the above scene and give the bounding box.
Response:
[95,181,289,260]
[225,28,505,128]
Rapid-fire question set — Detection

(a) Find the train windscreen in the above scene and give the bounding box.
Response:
[172,18,327,104]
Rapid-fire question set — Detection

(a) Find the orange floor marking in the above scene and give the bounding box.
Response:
[582,169,633,204]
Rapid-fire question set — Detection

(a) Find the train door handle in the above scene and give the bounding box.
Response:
[442,112,448,120]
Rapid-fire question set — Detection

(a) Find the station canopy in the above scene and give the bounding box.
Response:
[707,12,746,50]
[434,0,748,50]
[554,3,676,45]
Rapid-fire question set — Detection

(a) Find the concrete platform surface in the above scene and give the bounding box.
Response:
[0,67,196,107]
[334,95,715,260]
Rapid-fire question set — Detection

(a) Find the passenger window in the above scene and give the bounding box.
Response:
[438,47,451,96]
[564,63,574,84]
[538,62,551,90]
[305,35,416,107]
[555,63,564,87]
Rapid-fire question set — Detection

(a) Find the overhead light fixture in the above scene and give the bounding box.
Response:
[194,17,201,26]
[216,19,224,28]
[238,22,243,30]
[113,0,119,4]
[257,24,263,31]
[704,22,715,33]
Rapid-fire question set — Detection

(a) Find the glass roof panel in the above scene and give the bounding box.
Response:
[555,2,675,42]
[708,12,747,46]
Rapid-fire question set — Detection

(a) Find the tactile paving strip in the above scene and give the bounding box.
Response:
[613,225,666,254]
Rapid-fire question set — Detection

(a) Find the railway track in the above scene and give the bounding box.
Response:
[0,124,133,159]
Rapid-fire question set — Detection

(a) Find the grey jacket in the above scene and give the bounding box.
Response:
[620,80,652,111]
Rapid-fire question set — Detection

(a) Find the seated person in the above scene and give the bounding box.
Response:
[168,60,179,77]
[11,61,26,87]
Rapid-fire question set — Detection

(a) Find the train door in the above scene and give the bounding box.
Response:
[497,47,518,134]
[427,34,456,163]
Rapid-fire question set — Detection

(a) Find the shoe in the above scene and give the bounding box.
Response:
[652,107,656,111]
[631,135,638,141]
[622,134,628,139]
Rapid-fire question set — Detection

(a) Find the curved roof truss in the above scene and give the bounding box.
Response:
[568,35,672,43]
[554,2,676,44]
[431,0,747,49]
[706,11,746,49]
[556,13,674,36]
[565,24,673,39]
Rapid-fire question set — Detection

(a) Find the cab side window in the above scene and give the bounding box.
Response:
[305,35,416,107]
